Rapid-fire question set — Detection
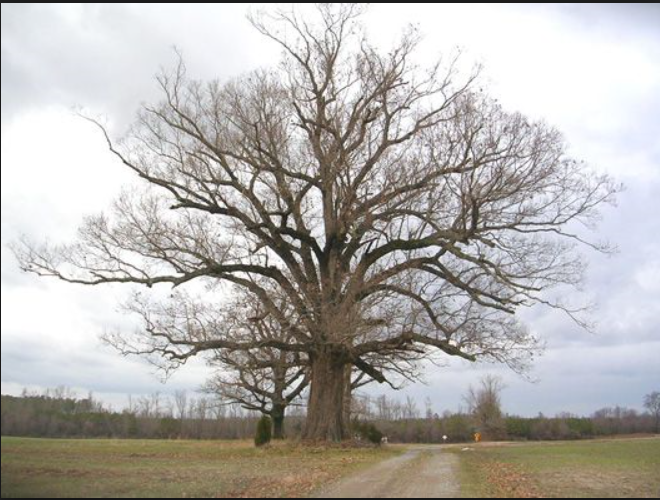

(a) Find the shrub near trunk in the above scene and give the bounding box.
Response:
[255,415,272,447]
[353,420,384,445]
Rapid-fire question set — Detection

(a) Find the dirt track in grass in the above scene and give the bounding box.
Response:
[314,445,459,498]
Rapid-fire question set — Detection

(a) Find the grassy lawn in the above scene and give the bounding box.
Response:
[450,437,660,498]
[0,437,400,498]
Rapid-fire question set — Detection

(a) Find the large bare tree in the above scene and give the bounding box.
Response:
[14,4,618,440]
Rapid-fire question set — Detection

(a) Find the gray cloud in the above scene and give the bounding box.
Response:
[1,4,274,127]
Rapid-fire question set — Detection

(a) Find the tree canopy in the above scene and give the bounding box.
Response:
[14,4,619,441]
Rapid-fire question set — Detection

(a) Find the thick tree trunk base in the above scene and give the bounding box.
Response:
[272,409,285,440]
[302,353,348,441]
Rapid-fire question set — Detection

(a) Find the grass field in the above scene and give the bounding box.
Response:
[450,437,660,498]
[3,436,658,498]
[0,437,399,498]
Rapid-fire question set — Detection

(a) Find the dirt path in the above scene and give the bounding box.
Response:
[314,446,460,498]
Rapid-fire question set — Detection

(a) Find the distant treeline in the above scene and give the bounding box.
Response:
[352,394,657,443]
[1,388,656,442]
[369,411,656,443]
[0,390,270,440]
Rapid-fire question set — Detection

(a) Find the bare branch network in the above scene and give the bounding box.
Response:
[13,4,619,440]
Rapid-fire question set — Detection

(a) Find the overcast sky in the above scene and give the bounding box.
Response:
[2,4,659,417]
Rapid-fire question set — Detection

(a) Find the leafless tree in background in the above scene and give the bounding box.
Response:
[644,391,660,433]
[173,390,188,435]
[14,4,619,441]
[204,354,307,440]
[203,294,309,439]
[465,374,506,440]
[111,285,310,439]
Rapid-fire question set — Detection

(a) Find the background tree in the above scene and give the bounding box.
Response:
[114,286,309,440]
[204,319,309,440]
[465,375,506,440]
[644,391,660,433]
[13,4,619,441]
[173,390,188,437]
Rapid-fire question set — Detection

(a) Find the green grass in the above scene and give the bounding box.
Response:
[0,437,400,498]
[450,437,660,498]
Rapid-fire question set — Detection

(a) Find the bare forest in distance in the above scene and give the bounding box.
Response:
[2,386,657,444]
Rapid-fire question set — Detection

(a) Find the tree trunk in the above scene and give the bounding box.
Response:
[303,351,348,441]
[272,404,285,440]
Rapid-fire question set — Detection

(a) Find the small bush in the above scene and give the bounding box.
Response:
[158,417,179,439]
[254,415,272,447]
[353,420,384,445]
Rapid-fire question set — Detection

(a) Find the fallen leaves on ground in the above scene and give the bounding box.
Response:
[482,461,542,498]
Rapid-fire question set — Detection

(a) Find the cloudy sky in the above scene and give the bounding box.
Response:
[2,4,659,417]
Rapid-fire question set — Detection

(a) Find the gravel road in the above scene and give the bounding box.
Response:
[314,446,460,498]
